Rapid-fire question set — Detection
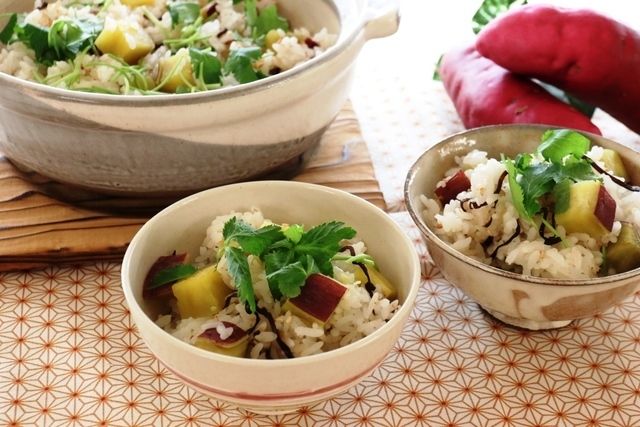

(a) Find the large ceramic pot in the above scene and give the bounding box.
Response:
[0,0,399,195]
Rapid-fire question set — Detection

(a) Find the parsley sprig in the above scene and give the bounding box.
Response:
[221,218,356,312]
[502,129,599,223]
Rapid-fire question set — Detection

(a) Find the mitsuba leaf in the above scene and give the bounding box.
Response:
[225,246,256,313]
[224,46,261,83]
[517,162,558,216]
[295,221,356,275]
[0,13,18,44]
[255,4,289,36]
[263,249,291,299]
[48,17,102,60]
[472,0,528,34]
[561,156,599,182]
[266,261,307,298]
[503,156,530,221]
[189,48,222,84]
[283,224,304,244]
[552,179,572,214]
[169,2,201,27]
[244,0,258,28]
[223,217,284,257]
[538,129,591,164]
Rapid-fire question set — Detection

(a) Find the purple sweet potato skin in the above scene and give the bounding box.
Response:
[439,45,601,134]
[476,4,640,133]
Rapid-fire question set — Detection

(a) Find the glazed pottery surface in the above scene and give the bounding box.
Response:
[0,0,399,195]
[405,125,640,330]
[121,181,421,412]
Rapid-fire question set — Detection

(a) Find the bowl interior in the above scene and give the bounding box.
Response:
[125,181,419,324]
[405,124,640,283]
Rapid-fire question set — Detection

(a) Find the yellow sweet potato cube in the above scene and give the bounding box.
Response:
[556,180,616,240]
[601,149,630,181]
[158,49,196,93]
[171,265,232,318]
[353,265,397,299]
[95,18,155,65]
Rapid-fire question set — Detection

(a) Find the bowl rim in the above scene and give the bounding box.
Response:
[404,123,640,288]
[121,180,422,367]
[0,0,364,105]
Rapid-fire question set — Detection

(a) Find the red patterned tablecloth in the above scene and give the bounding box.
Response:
[2,213,640,426]
[3,1,640,426]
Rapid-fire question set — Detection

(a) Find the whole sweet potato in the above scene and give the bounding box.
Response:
[476,4,640,133]
[439,45,601,134]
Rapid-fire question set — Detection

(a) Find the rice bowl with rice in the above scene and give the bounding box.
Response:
[144,209,400,359]
[420,129,640,280]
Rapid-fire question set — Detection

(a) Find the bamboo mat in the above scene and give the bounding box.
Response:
[0,102,385,271]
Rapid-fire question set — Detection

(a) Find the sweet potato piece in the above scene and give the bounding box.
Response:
[435,170,471,205]
[476,4,640,133]
[439,45,601,134]
[555,181,616,239]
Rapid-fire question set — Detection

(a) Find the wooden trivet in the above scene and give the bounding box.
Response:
[0,102,385,271]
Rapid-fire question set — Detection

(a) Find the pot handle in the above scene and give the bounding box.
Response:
[364,1,400,40]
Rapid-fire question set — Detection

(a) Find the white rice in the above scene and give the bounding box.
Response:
[159,209,400,358]
[0,0,337,94]
[421,145,639,279]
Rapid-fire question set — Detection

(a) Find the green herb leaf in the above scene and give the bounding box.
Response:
[224,46,261,83]
[255,4,289,36]
[283,224,304,244]
[503,156,531,221]
[225,246,256,313]
[538,129,591,164]
[19,23,55,64]
[266,260,307,298]
[0,13,18,44]
[221,218,356,309]
[561,156,599,182]
[517,162,558,216]
[263,249,292,299]
[295,221,356,275]
[48,17,102,60]
[223,217,284,257]
[244,0,258,27]
[189,47,222,84]
[552,179,572,214]
[472,0,527,34]
[149,263,198,288]
[168,2,201,28]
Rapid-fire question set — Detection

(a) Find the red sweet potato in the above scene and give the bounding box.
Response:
[439,45,601,134]
[476,4,640,133]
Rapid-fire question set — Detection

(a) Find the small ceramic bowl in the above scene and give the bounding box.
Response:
[405,125,640,330]
[0,0,399,195]
[121,181,421,413]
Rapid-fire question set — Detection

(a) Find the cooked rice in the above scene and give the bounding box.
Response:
[0,0,336,94]
[421,144,640,279]
[159,209,400,358]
